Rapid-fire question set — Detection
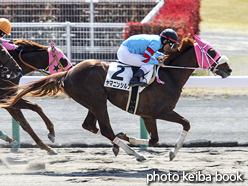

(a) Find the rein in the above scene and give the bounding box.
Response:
[18,50,39,71]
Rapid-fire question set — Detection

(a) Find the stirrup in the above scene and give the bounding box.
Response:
[128,80,147,87]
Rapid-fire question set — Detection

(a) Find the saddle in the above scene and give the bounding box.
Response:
[104,61,155,93]
[104,61,156,114]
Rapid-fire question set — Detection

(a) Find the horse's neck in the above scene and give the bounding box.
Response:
[164,47,197,89]
[19,50,49,75]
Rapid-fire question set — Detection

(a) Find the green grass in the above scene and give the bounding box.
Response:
[200,0,248,34]
[197,0,248,76]
[227,56,248,76]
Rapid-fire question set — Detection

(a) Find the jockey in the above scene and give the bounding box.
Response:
[0,18,24,51]
[0,130,19,147]
[117,28,179,87]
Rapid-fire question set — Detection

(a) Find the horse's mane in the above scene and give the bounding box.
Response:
[12,39,48,52]
[164,38,195,65]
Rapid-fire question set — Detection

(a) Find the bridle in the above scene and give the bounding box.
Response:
[18,49,50,76]
[18,48,65,76]
[0,55,13,77]
[160,51,220,72]
[156,45,225,86]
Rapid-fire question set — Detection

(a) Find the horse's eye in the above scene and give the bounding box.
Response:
[60,58,68,67]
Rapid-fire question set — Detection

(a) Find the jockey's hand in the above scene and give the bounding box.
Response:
[15,44,25,51]
[157,57,164,67]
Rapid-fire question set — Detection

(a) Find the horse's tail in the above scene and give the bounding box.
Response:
[9,71,68,107]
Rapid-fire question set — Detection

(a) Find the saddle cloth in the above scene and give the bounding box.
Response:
[104,62,155,93]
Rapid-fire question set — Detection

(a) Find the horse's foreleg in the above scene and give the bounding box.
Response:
[169,130,188,161]
[158,108,190,161]
[11,98,56,143]
[5,108,57,155]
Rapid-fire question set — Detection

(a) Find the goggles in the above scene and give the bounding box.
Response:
[168,42,175,49]
[0,30,6,37]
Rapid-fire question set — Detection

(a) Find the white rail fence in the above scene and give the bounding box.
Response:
[6,0,162,65]
[19,76,248,87]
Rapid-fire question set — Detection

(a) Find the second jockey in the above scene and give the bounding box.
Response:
[0,18,24,51]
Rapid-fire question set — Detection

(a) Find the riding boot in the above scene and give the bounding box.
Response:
[129,69,147,87]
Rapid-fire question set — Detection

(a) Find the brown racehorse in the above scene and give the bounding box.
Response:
[1,39,71,155]
[0,44,22,146]
[5,38,232,161]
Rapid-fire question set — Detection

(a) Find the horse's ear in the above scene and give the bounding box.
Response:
[194,35,208,48]
[51,40,55,49]
[51,40,58,54]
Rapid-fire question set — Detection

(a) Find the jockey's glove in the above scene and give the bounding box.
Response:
[15,44,25,51]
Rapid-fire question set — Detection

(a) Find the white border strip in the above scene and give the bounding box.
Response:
[19,76,248,87]
[185,76,248,87]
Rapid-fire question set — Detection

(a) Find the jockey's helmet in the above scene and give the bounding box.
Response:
[0,18,12,36]
[160,28,179,48]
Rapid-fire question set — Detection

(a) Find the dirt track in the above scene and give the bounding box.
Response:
[1,147,248,186]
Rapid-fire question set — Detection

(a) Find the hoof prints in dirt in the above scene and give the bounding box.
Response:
[27,162,46,170]
[66,178,89,183]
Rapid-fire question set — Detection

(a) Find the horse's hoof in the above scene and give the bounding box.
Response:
[112,146,119,157]
[47,149,58,155]
[10,140,19,147]
[137,156,146,162]
[169,151,175,161]
[116,132,125,138]
[48,133,55,143]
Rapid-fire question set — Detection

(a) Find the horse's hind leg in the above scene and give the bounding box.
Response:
[87,101,145,162]
[82,112,139,158]
[116,117,158,146]
[82,110,121,157]
[113,118,156,156]
[5,108,57,155]
[11,98,56,143]
[82,110,98,133]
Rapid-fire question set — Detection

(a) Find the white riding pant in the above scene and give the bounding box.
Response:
[117,45,153,74]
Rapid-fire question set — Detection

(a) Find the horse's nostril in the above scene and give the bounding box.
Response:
[228,69,232,73]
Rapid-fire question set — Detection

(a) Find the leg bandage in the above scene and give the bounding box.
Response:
[0,130,7,140]
[113,137,142,159]
[113,137,135,155]
[96,129,102,136]
[129,136,149,145]
[172,130,188,155]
